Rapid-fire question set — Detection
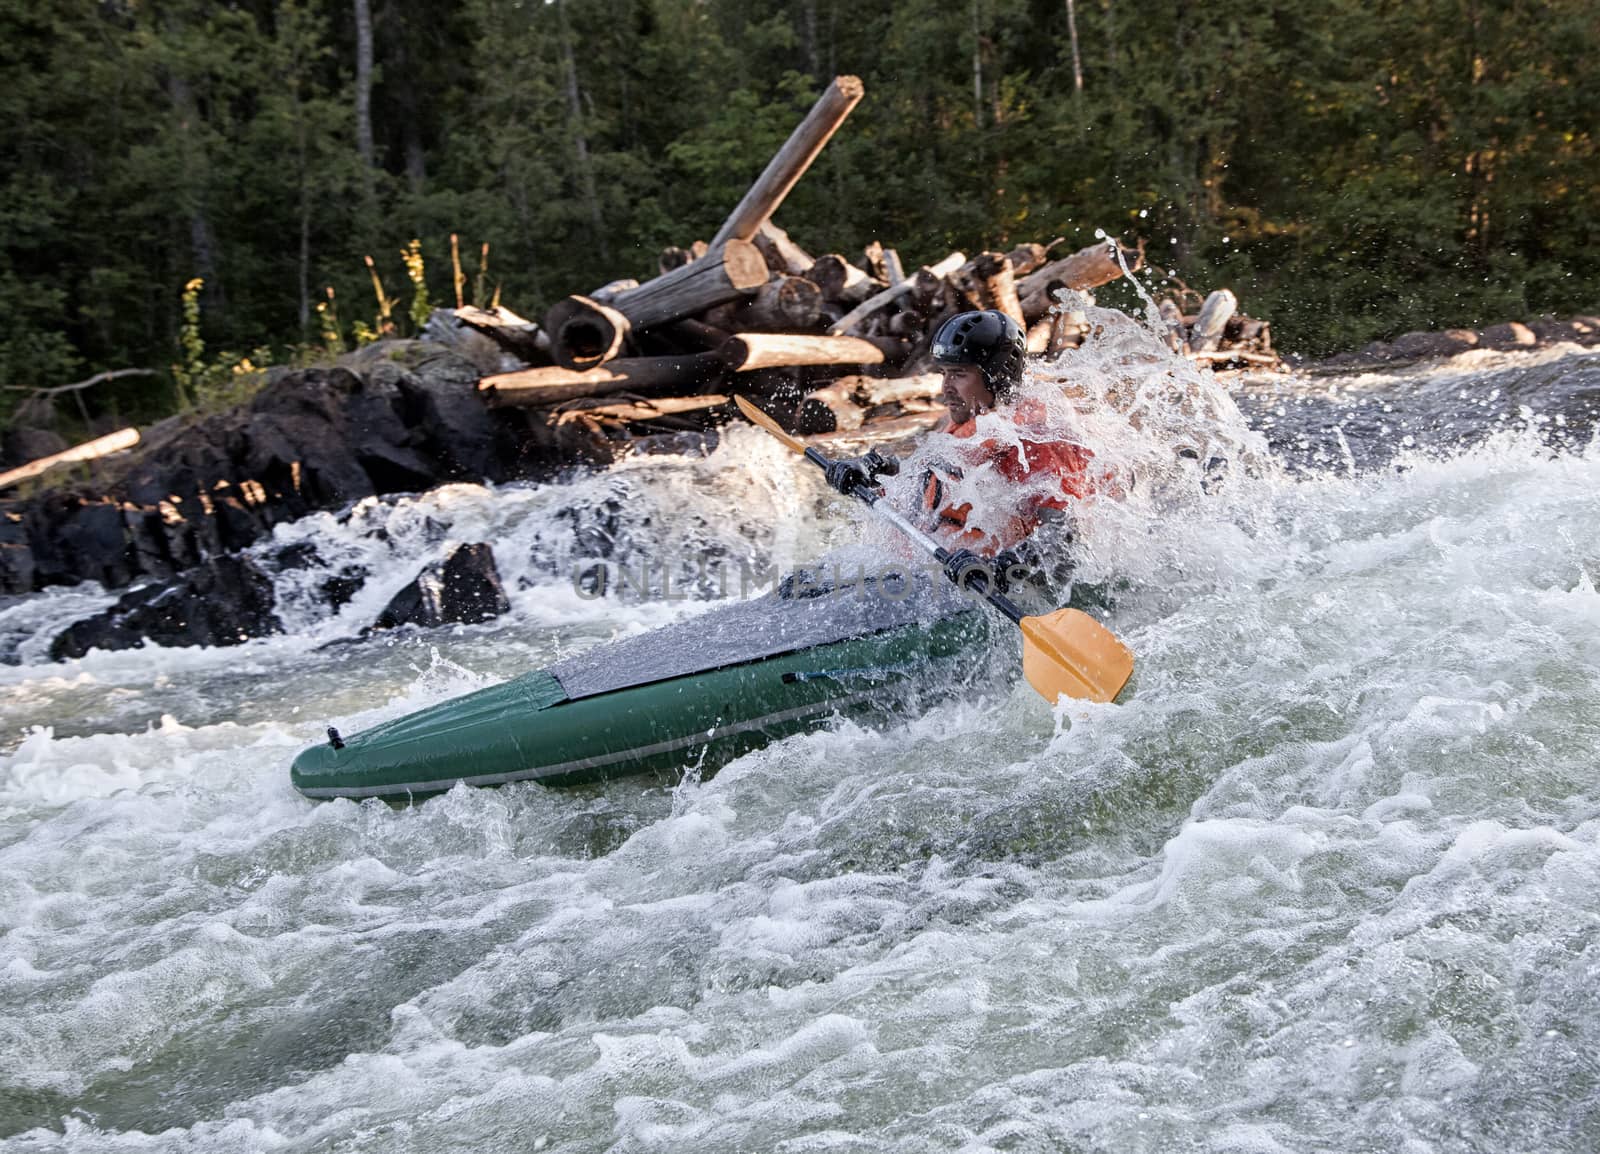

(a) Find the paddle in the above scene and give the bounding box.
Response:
[735,395,1134,704]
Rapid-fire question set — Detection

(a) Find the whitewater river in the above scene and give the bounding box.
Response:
[2,333,1597,1151]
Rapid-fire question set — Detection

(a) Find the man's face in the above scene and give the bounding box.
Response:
[938,363,994,425]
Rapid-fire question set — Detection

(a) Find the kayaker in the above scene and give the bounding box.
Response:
[822,309,1097,594]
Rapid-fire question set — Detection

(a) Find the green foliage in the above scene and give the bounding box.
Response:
[171,276,274,411]
[401,239,431,332]
[317,287,346,355]
[1,0,1597,434]
[172,277,207,409]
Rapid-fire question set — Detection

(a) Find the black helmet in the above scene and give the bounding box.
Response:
[931,310,1027,399]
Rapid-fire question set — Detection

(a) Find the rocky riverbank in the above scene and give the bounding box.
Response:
[1307,314,1600,371]
[0,341,622,601]
[5,307,1598,661]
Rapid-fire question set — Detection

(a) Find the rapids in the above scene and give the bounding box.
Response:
[2,326,1597,1151]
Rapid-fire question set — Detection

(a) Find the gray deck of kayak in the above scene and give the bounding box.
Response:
[550,570,977,701]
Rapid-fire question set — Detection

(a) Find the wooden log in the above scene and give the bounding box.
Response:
[1017,238,1143,321]
[881,248,906,287]
[659,246,693,276]
[1025,318,1052,354]
[862,240,886,281]
[667,317,732,350]
[1048,298,1089,354]
[950,251,1024,325]
[854,373,942,406]
[479,352,724,406]
[753,221,814,276]
[589,278,639,304]
[794,380,866,434]
[805,254,881,305]
[710,75,865,248]
[549,238,769,369]
[0,427,140,491]
[1164,299,1190,348]
[798,372,944,433]
[704,276,823,331]
[812,408,945,446]
[909,264,958,310]
[720,332,894,372]
[1019,285,1055,325]
[736,275,823,330]
[862,241,904,286]
[557,394,729,425]
[1232,316,1272,351]
[545,294,631,371]
[1190,289,1238,353]
[828,252,966,335]
[1016,237,1141,297]
[1186,348,1281,367]
[887,311,924,338]
[453,304,551,362]
[1005,241,1053,278]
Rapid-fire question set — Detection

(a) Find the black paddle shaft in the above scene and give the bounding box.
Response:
[802,445,1027,625]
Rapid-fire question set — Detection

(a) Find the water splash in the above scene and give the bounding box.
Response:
[3,338,1600,1151]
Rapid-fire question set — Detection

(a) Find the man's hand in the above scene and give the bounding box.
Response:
[824,449,899,495]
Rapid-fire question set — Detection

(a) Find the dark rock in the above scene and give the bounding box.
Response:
[2,427,68,467]
[0,511,34,594]
[211,492,266,552]
[1386,329,1479,360]
[239,410,375,511]
[269,541,323,570]
[391,348,501,481]
[1528,316,1600,346]
[0,510,34,594]
[372,543,509,631]
[0,545,32,594]
[320,565,368,610]
[56,500,133,588]
[122,505,175,581]
[1478,322,1538,350]
[2,341,562,597]
[49,555,282,660]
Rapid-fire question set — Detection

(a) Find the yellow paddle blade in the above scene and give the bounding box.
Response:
[1019,607,1135,704]
[735,394,806,454]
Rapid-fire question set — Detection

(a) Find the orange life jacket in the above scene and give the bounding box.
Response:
[917,399,1096,555]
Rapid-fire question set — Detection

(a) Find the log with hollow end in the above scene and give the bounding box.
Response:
[805,254,881,305]
[544,294,631,370]
[703,276,823,332]
[545,238,768,368]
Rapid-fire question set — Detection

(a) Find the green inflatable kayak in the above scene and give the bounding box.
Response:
[291,573,994,800]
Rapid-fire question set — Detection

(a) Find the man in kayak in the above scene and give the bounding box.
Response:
[821,309,1097,596]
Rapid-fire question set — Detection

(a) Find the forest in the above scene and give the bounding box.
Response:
[2,0,1596,430]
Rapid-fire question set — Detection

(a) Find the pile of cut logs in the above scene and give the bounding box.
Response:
[444,75,1277,454]
[1154,288,1278,367]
